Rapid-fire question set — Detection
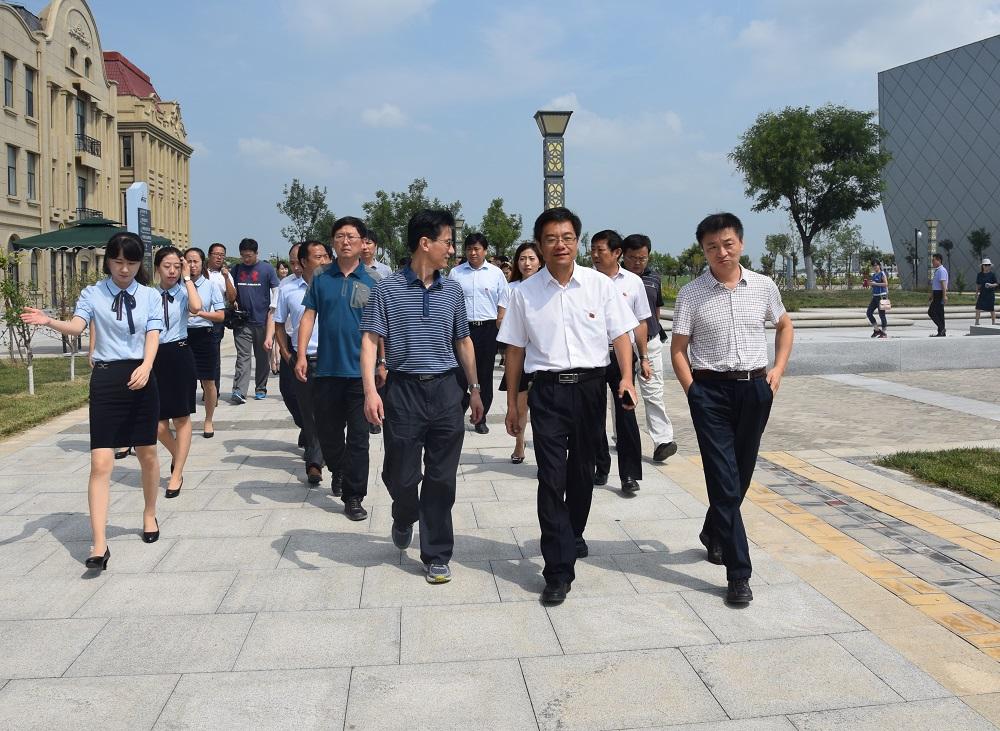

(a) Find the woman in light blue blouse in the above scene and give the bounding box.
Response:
[152,246,203,499]
[184,247,226,437]
[21,232,163,570]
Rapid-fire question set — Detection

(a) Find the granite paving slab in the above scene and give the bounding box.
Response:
[788,697,996,730]
[216,566,364,613]
[0,617,108,678]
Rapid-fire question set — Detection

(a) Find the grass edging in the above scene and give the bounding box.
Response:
[0,359,91,440]
[874,448,1000,508]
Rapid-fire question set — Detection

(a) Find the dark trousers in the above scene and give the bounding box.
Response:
[595,354,643,481]
[382,371,465,565]
[211,324,224,393]
[313,376,369,501]
[529,375,606,584]
[928,290,946,334]
[866,296,888,329]
[279,354,303,429]
[687,377,773,581]
[460,322,499,423]
[289,350,322,469]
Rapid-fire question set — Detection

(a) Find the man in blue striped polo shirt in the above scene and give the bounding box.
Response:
[360,209,484,585]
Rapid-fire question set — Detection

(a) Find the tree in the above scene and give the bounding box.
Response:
[276,179,335,244]
[764,233,793,287]
[968,228,992,263]
[478,198,522,258]
[648,252,680,283]
[830,223,863,289]
[739,254,752,270]
[730,104,891,289]
[759,252,776,277]
[361,178,462,266]
[678,243,705,277]
[0,250,38,392]
[810,234,837,288]
[937,238,954,272]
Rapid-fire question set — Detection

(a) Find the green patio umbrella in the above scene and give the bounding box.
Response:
[13,217,172,250]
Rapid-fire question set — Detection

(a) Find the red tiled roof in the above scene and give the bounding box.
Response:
[103,51,158,98]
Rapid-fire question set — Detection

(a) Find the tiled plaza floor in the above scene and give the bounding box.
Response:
[0,347,998,729]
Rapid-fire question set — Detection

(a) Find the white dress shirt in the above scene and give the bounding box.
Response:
[207,269,231,300]
[605,266,651,344]
[449,260,509,321]
[497,265,638,373]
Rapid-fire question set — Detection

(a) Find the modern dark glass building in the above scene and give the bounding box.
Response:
[878,35,1000,290]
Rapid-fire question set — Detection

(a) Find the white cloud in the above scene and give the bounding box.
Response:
[284,0,435,38]
[544,93,683,151]
[236,137,347,178]
[361,103,408,128]
[189,140,210,156]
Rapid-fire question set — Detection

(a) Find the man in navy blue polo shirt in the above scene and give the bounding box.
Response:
[296,217,377,521]
[360,209,484,585]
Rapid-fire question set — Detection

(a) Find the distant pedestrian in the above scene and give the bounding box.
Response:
[496,241,544,464]
[361,209,484,584]
[268,244,304,434]
[299,219,377,521]
[183,247,226,438]
[230,238,280,402]
[206,243,236,394]
[449,232,509,434]
[975,258,997,326]
[591,230,649,496]
[152,246,204,499]
[928,253,948,337]
[866,261,890,338]
[498,207,638,605]
[361,231,393,279]
[670,212,793,606]
[20,232,165,569]
[622,234,677,462]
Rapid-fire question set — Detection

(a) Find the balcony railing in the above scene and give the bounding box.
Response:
[75,133,101,157]
[76,207,103,220]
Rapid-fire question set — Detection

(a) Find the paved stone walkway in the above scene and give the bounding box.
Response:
[0,352,998,728]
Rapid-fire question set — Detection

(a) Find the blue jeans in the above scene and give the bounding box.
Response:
[866,296,887,329]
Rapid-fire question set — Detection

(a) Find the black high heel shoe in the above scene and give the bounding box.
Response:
[85,546,110,570]
[165,476,183,499]
[142,518,160,543]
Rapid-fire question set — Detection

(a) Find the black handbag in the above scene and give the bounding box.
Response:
[223,305,249,330]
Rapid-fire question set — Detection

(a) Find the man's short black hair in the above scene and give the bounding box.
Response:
[366,231,378,245]
[331,216,368,239]
[464,232,488,251]
[238,238,258,253]
[288,242,301,258]
[208,243,226,255]
[533,207,582,242]
[407,209,455,253]
[592,229,623,254]
[695,212,744,244]
[623,233,652,253]
[298,239,332,264]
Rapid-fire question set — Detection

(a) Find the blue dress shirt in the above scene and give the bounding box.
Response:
[157,282,190,343]
[274,276,319,356]
[75,278,163,362]
[188,277,225,329]
[448,261,509,321]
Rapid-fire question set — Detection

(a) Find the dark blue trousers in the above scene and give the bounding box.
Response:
[687,376,773,580]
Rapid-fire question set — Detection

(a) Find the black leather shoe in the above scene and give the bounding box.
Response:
[85,546,110,570]
[306,465,322,485]
[474,421,490,434]
[541,580,571,604]
[593,471,608,486]
[652,442,678,463]
[699,531,724,565]
[726,578,753,604]
[142,518,160,544]
[165,477,183,499]
[575,538,588,558]
[621,477,640,494]
[344,497,368,521]
[391,521,413,549]
[330,473,343,497]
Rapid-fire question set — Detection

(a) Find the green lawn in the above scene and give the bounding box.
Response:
[0,357,91,438]
[875,448,1000,508]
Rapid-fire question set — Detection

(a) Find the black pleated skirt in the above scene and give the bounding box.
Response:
[153,340,197,420]
[89,360,159,450]
[187,326,218,380]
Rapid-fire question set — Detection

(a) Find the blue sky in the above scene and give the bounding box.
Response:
[55,0,1000,259]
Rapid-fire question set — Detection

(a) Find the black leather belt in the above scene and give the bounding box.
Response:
[533,367,605,384]
[692,368,766,382]
[469,320,496,327]
[390,369,455,382]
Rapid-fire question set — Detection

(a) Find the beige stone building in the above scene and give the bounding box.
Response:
[1,0,191,307]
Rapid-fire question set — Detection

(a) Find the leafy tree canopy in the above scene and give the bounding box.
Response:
[478,198,522,258]
[276,179,336,244]
[361,178,462,266]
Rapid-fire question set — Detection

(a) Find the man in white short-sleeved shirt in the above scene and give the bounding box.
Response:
[670,212,793,606]
[498,207,638,605]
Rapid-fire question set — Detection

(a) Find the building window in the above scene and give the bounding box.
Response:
[69,47,77,70]
[25,67,35,118]
[7,236,19,285]
[84,58,92,78]
[3,55,13,108]
[26,152,37,201]
[75,97,85,136]
[121,135,133,167]
[6,145,16,197]
[77,176,86,210]
[30,250,38,288]
[81,258,89,280]
[50,253,57,307]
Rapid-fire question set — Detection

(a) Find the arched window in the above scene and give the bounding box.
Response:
[69,47,77,69]
[84,58,92,78]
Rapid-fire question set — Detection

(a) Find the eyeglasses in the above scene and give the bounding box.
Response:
[333,233,362,242]
[430,237,454,246]
[542,235,578,246]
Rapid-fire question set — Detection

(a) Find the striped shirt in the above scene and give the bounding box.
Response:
[360,266,470,374]
[672,266,786,371]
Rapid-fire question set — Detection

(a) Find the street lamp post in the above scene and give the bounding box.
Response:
[533,110,573,210]
[454,216,465,246]
[925,218,939,289]
[913,228,922,290]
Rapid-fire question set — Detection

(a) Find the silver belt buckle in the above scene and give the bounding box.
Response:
[557,373,578,384]
[738,370,752,381]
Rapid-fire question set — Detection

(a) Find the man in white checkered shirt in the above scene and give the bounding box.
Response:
[670,212,794,606]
